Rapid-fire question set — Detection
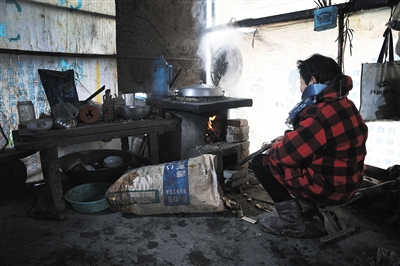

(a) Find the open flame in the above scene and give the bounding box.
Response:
[208,115,217,133]
[206,115,223,143]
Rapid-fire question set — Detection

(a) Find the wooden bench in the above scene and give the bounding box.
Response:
[12,118,179,210]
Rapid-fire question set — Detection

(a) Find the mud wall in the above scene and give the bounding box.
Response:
[116,0,206,95]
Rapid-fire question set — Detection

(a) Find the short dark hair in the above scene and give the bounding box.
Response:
[297,54,342,85]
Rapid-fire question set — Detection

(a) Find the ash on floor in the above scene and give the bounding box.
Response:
[1,169,400,266]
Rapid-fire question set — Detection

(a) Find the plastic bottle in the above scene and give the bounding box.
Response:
[8,131,14,148]
[102,89,115,122]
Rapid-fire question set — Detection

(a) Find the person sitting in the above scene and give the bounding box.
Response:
[252,54,368,234]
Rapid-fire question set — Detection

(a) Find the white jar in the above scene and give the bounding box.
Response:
[17,101,35,125]
[131,137,143,155]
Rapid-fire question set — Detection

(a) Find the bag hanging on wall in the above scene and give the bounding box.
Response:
[359,28,400,121]
[38,69,78,109]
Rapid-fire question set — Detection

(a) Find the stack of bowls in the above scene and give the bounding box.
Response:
[103,156,123,168]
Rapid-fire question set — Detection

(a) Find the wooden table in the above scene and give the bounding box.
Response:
[12,117,179,210]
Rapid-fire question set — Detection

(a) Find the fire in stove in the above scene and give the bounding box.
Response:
[207,115,223,143]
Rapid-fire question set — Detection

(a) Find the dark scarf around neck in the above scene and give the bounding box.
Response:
[285,84,328,128]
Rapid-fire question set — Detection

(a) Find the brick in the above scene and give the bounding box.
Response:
[226,133,249,143]
[226,125,249,135]
[226,119,248,127]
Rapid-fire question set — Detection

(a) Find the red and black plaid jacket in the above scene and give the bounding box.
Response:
[264,75,368,205]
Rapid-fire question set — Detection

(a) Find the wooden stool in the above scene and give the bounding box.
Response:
[318,205,357,243]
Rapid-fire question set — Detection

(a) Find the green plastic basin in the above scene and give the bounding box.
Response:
[64,182,111,213]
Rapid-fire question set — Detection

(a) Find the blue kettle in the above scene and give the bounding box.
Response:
[151,54,173,99]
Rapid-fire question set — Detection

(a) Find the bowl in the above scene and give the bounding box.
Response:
[25,118,53,132]
[64,182,111,213]
[59,149,137,185]
[118,105,153,120]
[103,156,123,168]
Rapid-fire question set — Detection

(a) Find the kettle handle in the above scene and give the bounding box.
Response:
[167,65,173,84]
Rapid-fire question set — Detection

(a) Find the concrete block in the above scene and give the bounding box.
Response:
[227,125,249,134]
[226,119,248,127]
[226,133,249,143]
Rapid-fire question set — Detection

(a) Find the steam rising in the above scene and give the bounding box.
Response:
[192,1,244,89]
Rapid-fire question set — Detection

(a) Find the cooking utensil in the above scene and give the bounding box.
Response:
[169,68,182,88]
[53,117,78,129]
[175,80,224,97]
[73,85,106,108]
[26,118,53,132]
[59,149,137,185]
[85,85,106,102]
[118,105,153,120]
[151,54,173,98]
[103,156,123,168]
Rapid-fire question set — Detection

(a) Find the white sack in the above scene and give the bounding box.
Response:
[106,154,224,215]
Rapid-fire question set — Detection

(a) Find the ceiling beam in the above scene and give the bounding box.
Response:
[207,0,399,32]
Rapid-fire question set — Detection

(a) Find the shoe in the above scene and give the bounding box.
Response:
[298,199,315,213]
[258,199,305,234]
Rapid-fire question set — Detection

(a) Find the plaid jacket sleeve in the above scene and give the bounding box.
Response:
[269,110,327,168]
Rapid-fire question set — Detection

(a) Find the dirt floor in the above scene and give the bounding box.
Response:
[1,172,400,266]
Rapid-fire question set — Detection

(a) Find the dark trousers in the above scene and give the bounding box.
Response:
[251,154,293,203]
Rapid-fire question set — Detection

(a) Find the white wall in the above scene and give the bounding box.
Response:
[208,4,400,169]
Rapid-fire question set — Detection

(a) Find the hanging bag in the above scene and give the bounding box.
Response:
[359,28,400,121]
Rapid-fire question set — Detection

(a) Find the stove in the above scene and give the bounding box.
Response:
[158,96,253,113]
[158,96,252,182]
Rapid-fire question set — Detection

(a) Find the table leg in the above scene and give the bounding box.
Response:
[121,137,130,151]
[149,133,159,164]
[40,147,65,210]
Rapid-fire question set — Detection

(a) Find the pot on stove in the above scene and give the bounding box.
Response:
[175,81,224,97]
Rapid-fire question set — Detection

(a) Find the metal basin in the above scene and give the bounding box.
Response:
[59,149,137,185]
[118,105,153,120]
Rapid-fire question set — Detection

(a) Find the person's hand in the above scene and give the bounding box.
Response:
[261,141,271,148]
[270,136,283,143]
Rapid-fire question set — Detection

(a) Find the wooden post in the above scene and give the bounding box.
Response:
[40,147,65,210]
[148,133,159,164]
[337,6,345,71]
